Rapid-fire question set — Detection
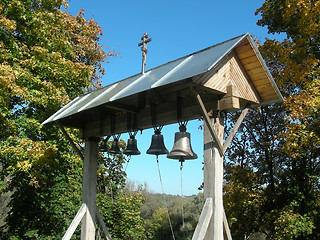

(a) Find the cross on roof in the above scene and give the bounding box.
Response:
[138,33,152,74]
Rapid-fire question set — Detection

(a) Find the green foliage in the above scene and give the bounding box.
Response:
[224,1,320,239]
[97,189,147,240]
[138,187,203,240]
[0,0,135,239]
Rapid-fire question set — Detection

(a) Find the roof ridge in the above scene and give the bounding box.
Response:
[80,33,249,98]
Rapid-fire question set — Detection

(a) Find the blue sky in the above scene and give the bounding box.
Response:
[65,0,279,196]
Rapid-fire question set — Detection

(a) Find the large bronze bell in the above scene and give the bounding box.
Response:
[109,138,121,154]
[124,136,141,155]
[167,125,198,160]
[146,129,169,155]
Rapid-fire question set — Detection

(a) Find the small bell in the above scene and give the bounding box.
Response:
[124,136,141,155]
[146,128,169,155]
[109,135,121,154]
[167,125,198,160]
[99,139,109,152]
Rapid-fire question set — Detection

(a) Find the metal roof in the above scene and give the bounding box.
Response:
[43,33,283,135]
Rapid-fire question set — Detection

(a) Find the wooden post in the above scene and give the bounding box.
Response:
[204,112,224,240]
[81,137,99,240]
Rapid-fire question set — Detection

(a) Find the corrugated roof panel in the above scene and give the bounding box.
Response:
[111,34,246,101]
[42,34,247,125]
[43,33,283,128]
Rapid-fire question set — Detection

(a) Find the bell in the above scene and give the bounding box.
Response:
[99,139,109,152]
[109,139,121,154]
[124,136,141,155]
[146,129,169,155]
[167,125,198,160]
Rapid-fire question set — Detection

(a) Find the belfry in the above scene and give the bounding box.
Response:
[43,33,283,240]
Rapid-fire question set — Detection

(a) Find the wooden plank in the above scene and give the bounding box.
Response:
[192,198,213,240]
[235,37,249,47]
[251,77,272,87]
[246,66,266,76]
[96,208,113,240]
[223,209,233,240]
[234,43,252,55]
[223,108,249,154]
[236,50,256,60]
[62,204,87,240]
[204,68,230,92]
[255,83,273,92]
[249,71,268,81]
[238,55,258,65]
[258,92,278,100]
[242,61,262,71]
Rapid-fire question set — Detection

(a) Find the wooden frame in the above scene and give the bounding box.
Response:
[48,34,283,239]
[192,91,249,240]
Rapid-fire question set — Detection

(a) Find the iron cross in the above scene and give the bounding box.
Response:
[138,33,152,74]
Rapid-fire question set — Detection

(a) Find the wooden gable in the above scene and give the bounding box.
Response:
[193,51,260,105]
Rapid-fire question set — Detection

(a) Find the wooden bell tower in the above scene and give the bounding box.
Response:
[43,33,283,240]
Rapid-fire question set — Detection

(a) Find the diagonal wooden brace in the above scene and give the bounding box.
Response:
[62,203,88,240]
[57,121,84,160]
[223,208,233,240]
[192,198,213,240]
[222,108,249,155]
[194,92,224,156]
[96,208,113,240]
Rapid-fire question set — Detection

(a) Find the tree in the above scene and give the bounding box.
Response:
[256,1,320,239]
[0,0,125,238]
[224,1,320,239]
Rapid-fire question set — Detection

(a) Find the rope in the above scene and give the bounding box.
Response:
[125,156,131,172]
[180,161,185,231]
[156,156,176,240]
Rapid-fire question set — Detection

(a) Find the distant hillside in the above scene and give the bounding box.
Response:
[126,180,203,239]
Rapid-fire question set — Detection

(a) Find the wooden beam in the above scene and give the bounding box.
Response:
[223,209,233,240]
[62,203,87,240]
[222,108,249,154]
[203,115,224,240]
[96,208,113,240]
[192,198,213,240]
[81,138,99,239]
[219,85,240,111]
[58,122,84,160]
[83,94,219,137]
[194,92,224,156]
